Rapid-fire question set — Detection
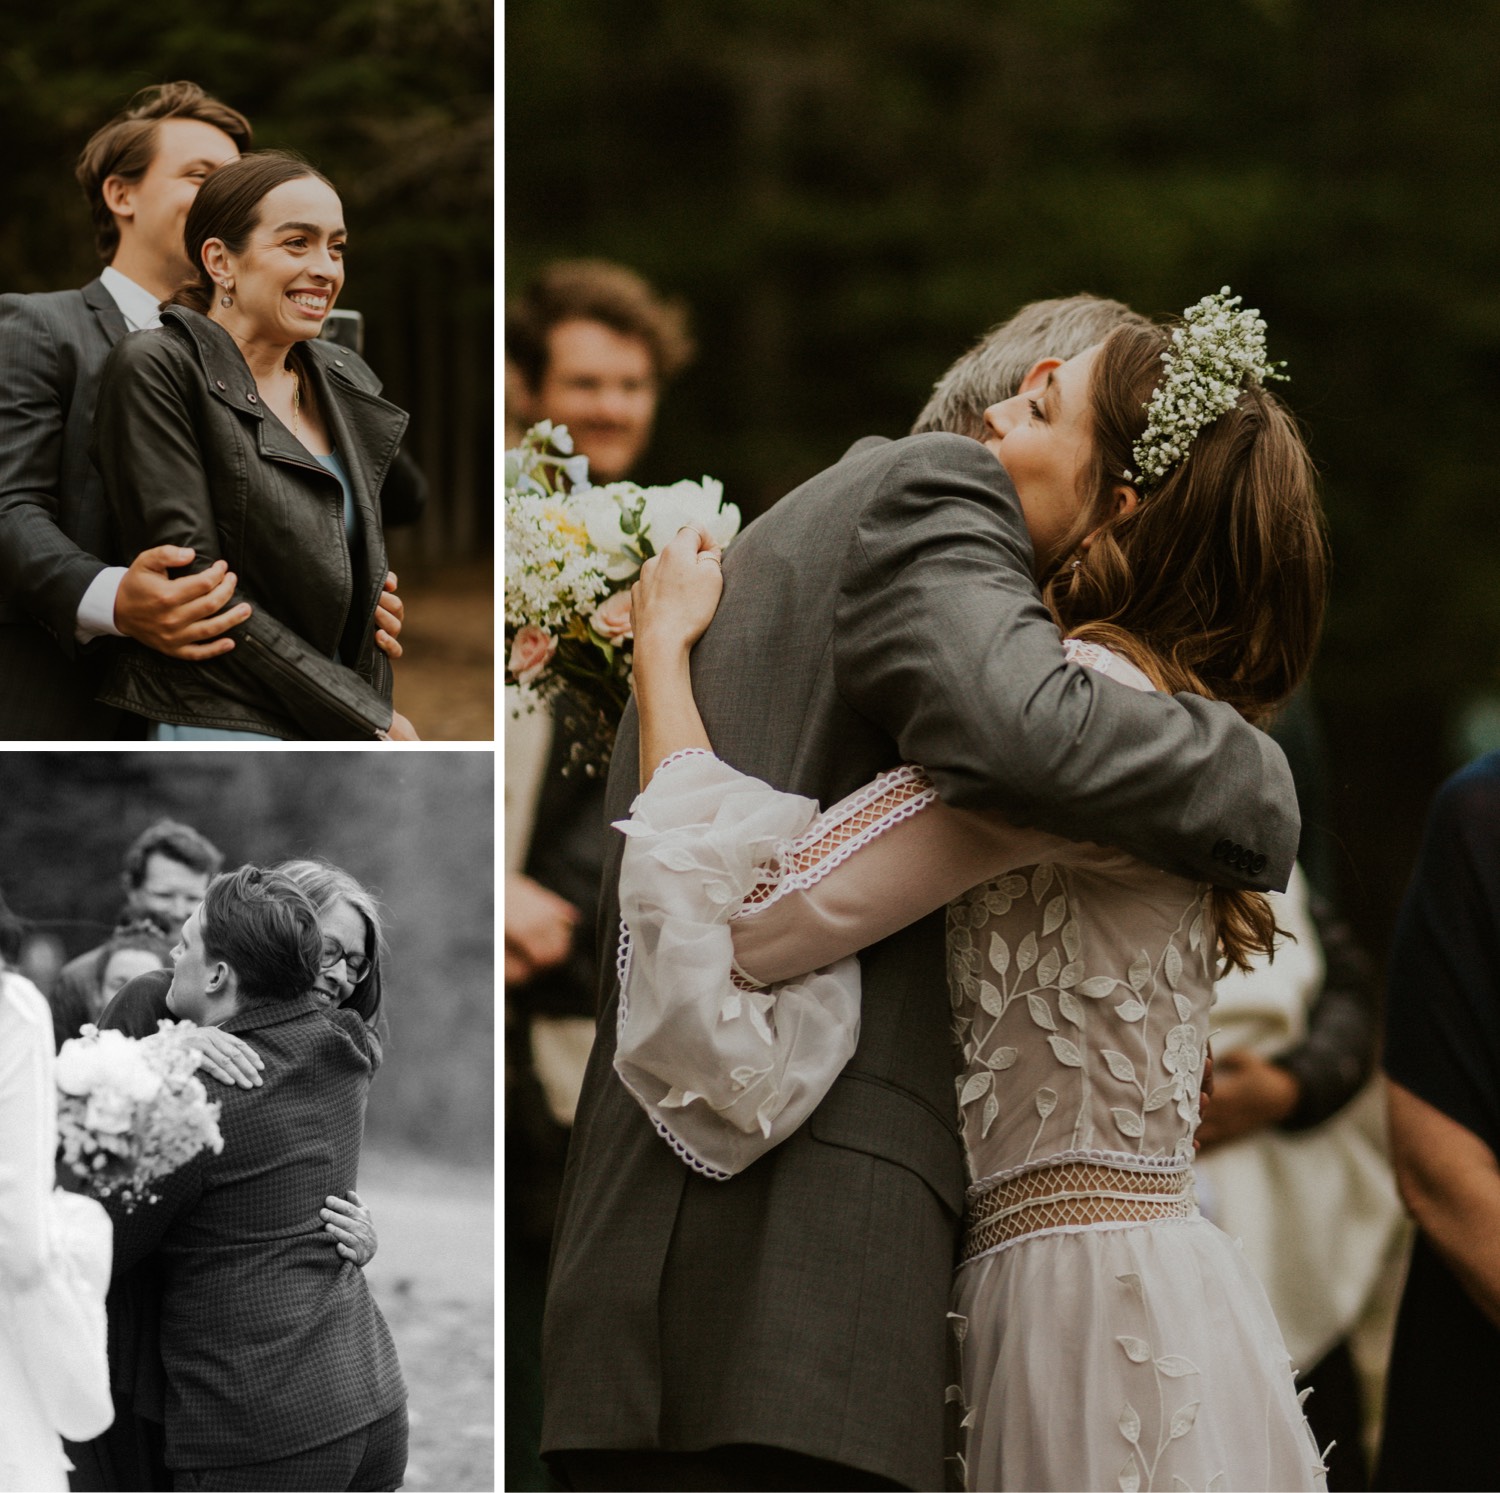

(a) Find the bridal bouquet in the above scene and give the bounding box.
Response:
[56,1021,224,1211]
[505,420,740,775]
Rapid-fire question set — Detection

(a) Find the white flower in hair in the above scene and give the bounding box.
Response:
[1126,287,1287,489]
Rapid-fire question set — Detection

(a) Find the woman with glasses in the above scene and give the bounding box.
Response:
[70,859,388,1492]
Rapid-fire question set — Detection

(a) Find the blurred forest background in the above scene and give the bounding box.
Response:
[1,0,495,735]
[507,0,1500,963]
[0,752,494,1162]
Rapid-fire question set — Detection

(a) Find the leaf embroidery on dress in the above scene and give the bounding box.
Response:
[1043,892,1068,935]
[1017,931,1038,972]
[960,1071,992,1107]
[1103,1050,1138,1083]
[1048,1035,1083,1068]
[1027,993,1057,1031]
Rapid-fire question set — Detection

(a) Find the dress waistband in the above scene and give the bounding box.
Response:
[962,1159,1196,1262]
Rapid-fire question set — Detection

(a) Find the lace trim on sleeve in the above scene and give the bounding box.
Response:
[737,763,939,915]
[650,746,715,778]
[613,917,735,1182]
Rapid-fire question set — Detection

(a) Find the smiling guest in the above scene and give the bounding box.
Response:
[92,150,420,740]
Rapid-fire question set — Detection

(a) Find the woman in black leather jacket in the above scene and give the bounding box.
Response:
[93,151,420,739]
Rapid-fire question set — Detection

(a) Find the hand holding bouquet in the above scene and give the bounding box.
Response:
[56,1021,225,1211]
[505,421,739,774]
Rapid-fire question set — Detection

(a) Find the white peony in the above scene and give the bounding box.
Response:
[571,487,643,580]
[639,479,740,554]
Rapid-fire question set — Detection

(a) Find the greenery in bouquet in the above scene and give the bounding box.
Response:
[56,1021,225,1212]
[504,421,739,775]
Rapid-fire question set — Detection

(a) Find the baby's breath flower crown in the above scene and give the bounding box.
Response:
[1124,288,1287,490]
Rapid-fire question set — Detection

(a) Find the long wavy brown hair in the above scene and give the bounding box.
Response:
[1041,322,1330,972]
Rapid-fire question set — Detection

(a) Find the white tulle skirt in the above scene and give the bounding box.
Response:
[951,1215,1328,1493]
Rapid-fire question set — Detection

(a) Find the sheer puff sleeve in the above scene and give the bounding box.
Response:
[613,750,864,1179]
[614,749,1113,1177]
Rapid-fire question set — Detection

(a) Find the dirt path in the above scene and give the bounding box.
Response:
[390,563,495,740]
[359,1145,494,1491]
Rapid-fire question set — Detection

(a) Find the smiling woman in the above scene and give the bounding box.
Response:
[91,150,420,741]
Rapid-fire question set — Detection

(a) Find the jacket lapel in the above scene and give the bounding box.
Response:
[81,277,130,347]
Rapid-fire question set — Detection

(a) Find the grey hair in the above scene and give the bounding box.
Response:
[272,858,388,963]
[911,295,1151,439]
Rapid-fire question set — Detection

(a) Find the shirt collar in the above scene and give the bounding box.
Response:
[99,266,164,332]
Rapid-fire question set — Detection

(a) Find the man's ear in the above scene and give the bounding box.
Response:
[101,175,136,225]
[205,959,231,995]
[1018,357,1064,394]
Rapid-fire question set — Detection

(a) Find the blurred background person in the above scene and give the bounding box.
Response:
[1376,752,1500,1491]
[47,818,222,1051]
[503,257,694,1492]
[95,920,173,1011]
[1195,691,1407,1489]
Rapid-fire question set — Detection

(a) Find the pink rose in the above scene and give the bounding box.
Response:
[589,589,634,644]
[508,624,557,685]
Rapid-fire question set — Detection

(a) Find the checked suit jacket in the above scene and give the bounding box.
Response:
[103,970,405,1470]
[542,432,1302,1490]
[0,280,133,738]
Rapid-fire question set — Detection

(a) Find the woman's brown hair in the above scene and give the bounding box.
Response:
[164,150,335,316]
[1043,321,1330,972]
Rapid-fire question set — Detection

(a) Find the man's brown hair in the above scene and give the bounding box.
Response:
[506,259,695,388]
[75,81,253,262]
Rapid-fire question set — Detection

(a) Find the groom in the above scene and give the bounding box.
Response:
[542,295,1303,1491]
[102,867,406,1490]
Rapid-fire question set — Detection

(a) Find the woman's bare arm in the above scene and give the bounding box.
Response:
[631,525,722,789]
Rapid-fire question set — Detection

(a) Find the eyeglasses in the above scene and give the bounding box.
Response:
[320,943,371,983]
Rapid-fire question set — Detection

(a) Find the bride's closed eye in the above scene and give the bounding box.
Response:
[1028,399,1047,423]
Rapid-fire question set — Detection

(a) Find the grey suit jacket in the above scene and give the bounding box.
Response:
[541,432,1299,1489]
[0,279,129,738]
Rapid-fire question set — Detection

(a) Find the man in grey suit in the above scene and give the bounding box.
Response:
[0,82,257,738]
[541,296,1304,1491]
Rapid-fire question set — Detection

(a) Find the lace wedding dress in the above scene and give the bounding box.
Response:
[613,642,1328,1492]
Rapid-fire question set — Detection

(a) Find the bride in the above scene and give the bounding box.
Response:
[614,294,1330,1490]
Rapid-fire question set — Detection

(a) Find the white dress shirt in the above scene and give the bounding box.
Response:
[73,268,163,642]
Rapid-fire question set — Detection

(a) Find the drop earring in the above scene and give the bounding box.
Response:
[219,281,234,308]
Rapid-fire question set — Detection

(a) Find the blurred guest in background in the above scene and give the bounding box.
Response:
[47,818,222,1050]
[1195,866,1401,1490]
[1376,751,1500,1491]
[1195,688,1405,1489]
[95,920,173,1013]
[506,258,694,483]
[503,258,694,1491]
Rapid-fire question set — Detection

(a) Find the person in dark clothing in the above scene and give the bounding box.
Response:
[1376,753,1500,1491]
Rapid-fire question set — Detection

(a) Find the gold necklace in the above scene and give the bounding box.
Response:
[288,363,302,436]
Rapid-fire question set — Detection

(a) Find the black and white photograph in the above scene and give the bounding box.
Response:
[0,751,493,1492]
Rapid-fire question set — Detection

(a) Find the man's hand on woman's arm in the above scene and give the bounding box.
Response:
[114,546,251,659]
